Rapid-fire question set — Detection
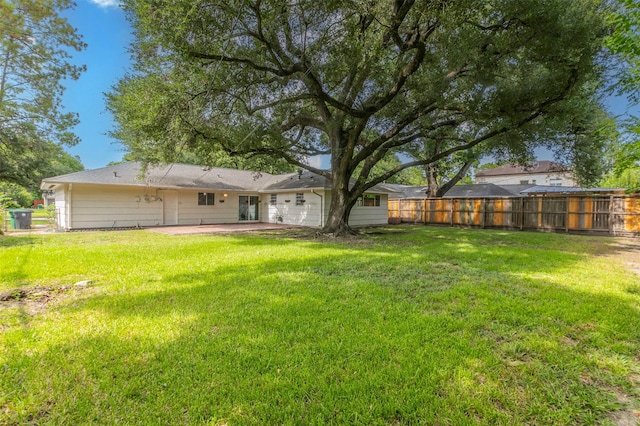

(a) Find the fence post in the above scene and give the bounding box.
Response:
[609,195,615,236]
[481,198,486,228]
[520,197,524,230]
[565,196,569,233]
[424,199,428,224]
[449,199,454,225]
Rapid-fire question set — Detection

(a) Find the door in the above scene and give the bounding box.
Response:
[161,190,178,225]
[239,195,259,221]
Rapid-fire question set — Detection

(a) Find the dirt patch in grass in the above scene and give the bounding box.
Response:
[598,238,640,277]
[607,389,640,426]
[0,281,92,316]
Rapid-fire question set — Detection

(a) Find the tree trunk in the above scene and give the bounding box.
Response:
[426,163,439,197]
[435,160,474,197]
[323,193,356,235]
[322,131,358,235]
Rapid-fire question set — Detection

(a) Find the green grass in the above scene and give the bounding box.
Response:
[0,226,639,425]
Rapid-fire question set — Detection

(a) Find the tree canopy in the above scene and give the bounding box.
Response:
[110,0,612,233]
[603,0,640,189]
[0,0,86,188]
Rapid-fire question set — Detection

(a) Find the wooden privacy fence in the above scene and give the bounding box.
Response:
[388,195,640,236]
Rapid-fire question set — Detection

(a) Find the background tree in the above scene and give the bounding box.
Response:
[0,0,86,191]
[404,87,615,195]
[603,0,640,188]
[109,0,611,234]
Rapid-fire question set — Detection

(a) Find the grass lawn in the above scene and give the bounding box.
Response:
[1,226,639,424]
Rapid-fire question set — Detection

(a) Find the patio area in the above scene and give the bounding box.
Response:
[145,223,303,235]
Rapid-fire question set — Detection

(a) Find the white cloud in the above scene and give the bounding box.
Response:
[88,0,120,8]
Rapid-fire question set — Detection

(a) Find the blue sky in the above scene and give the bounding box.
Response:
[62,1,638,170]
[62,0,132,169]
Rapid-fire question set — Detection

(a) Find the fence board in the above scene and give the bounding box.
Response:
[388,195,640,236]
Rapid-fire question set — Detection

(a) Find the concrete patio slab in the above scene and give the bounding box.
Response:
[146,223,304,235]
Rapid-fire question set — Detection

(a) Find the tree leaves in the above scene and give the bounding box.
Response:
[0,0,86,187]
[110,0,612,231]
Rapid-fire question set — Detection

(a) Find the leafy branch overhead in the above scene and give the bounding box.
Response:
[110,0,612,233]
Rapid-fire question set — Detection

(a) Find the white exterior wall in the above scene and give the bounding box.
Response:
[266,190,324,227]
[476,172,576,186]
[321,190,389,227]
[51,184,389,230]
[54,184,265,230]
[176,190,241,225]
[349,194,389,227]
[65,184,163,229]
[53,185,68,229]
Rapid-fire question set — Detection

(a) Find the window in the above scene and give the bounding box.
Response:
[549,178,562,187]
[296,193,305,206]
[198,192,214,205]
[520,180,529,184]
[270,194,277,206]
[358,194,380,207]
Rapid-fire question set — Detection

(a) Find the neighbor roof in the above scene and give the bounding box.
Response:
[380,184,429,199]
[41,162,394,194]
[520,186,626,195]
[443,184,535,198]
[475,161,571,177]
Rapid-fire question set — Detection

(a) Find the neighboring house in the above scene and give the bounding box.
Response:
[40,162,392,230]
[475,161,576,186]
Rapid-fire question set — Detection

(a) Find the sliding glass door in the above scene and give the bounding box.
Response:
[239,195,259,221]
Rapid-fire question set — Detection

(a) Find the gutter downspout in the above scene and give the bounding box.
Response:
[312,190,324,227]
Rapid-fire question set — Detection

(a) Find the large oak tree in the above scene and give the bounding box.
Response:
[109,0,610,234]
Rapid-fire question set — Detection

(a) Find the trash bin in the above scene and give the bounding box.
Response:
[8,209,33,230]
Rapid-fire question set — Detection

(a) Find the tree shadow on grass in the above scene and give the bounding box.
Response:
[3,231,639,424]
[0,235,38,248]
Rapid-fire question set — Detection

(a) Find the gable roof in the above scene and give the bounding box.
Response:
[41,162,393,194]
[475,161,571,177]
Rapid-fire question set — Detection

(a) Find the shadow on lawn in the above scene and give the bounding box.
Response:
[2,228,640,424]
[0,234,38,248]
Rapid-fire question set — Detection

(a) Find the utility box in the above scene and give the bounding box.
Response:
[8,209,33,230]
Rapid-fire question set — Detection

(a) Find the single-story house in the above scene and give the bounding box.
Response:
[40,162,392,230]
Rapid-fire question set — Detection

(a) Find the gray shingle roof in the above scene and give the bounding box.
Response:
[380,184,429,199]
[520,186,625,195]
[443,183,535,198]
[41,162,274,191]
[41,163,395,193]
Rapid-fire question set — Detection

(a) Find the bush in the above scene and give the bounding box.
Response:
[0,183,35,207]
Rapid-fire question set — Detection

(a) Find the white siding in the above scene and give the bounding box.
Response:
[320,190,389,227]
[266,191,324,227]
[349,194,389,227]
[176,190,241,225]
[53,183,389,230]
[53,184,68,229]
[477,172,576,186]
[67,184,163,229]
[59,185,259,229]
